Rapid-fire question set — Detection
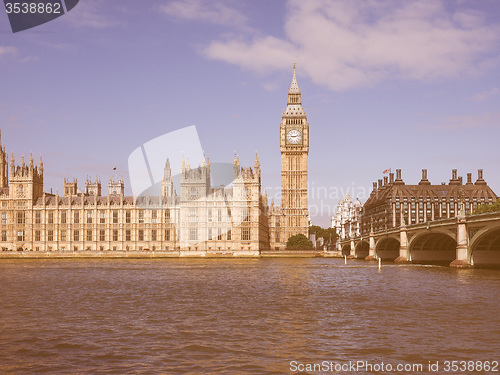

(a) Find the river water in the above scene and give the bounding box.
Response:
[0,258,499,374]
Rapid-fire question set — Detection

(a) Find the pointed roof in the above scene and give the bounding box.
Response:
[288,59,301,94]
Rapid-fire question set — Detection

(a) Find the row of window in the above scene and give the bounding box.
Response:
[0,209,172,225]
[1,228,252,242]
[392,196,493,203]
[394,202,477,210]
[1,229,172,242]
[188,208,249,223]
[3,207,256,225]
[187,228,249,241]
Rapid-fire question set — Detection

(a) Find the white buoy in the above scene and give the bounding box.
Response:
[344,255,347,264]
[378,257,381,270]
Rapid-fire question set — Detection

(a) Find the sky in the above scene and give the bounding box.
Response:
[1,0,500,227]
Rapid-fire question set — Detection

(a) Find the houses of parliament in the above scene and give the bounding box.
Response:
[0,66,310,254]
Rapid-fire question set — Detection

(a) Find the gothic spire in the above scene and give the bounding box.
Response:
[254,152,260,168]
[287,59,302,107]
[39,155,43,174]
[288,59,301,95]
[164,158,171,179]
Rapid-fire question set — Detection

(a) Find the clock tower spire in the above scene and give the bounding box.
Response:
[280,61,309,243]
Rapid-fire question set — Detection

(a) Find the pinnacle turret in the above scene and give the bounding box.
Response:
[285,59,303,109]
[288,59,301,95]
[38,155,43,175]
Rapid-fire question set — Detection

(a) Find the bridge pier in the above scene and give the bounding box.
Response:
[395,224,412,264]
[450,216,472,268]
[365,229,376,261]
[347,239,356,259]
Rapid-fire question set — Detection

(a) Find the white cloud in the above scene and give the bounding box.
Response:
[201,0,500,91]
[468,87,499,102]
[0,47,18,59]
[160,0,247,28]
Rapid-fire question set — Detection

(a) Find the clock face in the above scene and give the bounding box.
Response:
[287,129,302,144]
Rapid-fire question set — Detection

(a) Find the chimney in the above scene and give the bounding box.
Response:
[373,182,377,191]
[466,173,472,185]
[475,169,486,185]
[449,169,460,185]
[378,179,383,189]
[383,176,388,186]
[394,169,404,185]
[419,169,430,185]
[458,176,463,185]
[389,172,394,184]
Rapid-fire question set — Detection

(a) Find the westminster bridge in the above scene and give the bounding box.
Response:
[338,211,500,268]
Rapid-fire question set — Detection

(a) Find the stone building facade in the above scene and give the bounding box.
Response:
[361,169,498,235]
[0,130,270,253]
[332,194,362,240]
[270,63,310,250]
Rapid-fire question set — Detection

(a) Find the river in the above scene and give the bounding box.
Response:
[0,258,499,374]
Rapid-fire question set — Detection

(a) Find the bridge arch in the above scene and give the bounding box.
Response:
[355,241,369,259]
[341,243,351,257]
[409,231,456,264]
[375,237,399,260]
[471,227,500,267]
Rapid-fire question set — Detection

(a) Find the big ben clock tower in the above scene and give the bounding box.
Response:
[280,61,309,242]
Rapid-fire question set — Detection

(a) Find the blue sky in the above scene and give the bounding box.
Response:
[1,0,500,227]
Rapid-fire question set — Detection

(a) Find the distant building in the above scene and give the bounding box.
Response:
[361,169,498,235]
[332,194,362,239]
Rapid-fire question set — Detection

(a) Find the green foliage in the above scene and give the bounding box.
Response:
[286,234,314,250]
[472,200,500,214]
[309,225,338,243]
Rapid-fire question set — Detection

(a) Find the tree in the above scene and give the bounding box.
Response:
[309,225,338,249]
[309,225,323,238]
[322,227,338,244]
[286,234,314,250]
[473,200,500,214]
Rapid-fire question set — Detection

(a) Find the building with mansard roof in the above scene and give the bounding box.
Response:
[361,169,498,236]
